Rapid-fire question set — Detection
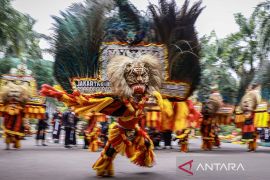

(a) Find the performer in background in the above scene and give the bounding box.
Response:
[0,64,46,150]
[0,82,30,150]
[200,90,223,151]
[83,112,107,150]
[62,108,79,148]
[147,127,162,149]
[240,84,261,152]
[174,99,202,152]
[36,112,49,146]
[87,124,102,152]
[82,123,89,149]
[52,108,62,143]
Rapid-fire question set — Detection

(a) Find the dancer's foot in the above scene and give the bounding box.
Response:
[106,170,114,177]
[96,170,105,177]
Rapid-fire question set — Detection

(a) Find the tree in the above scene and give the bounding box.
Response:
[199,0,270,103]
[28,59,54,88]
[220,13,258,101]
[0,57,14,76]
[0,57,54,89]
[198,32,238,104]
[0,0,42,58]
[254,1,270,56]
[0,0,54,90]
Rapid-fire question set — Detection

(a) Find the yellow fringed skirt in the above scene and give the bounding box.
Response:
[93,122,155,170]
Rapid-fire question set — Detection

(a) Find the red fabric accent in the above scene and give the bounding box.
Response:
[118,118,138,129]
[3,113,23,133]
[72,90,80,96]
[243,124,255,133]
[5,114,13,129]
[139,118,146,130]
[14,113,22,132]
[186,100,201,122]
[40,84,63,98]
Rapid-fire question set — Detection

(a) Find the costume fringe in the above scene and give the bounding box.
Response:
[5,134,21,149]
[92,122,156,176]
[89,140,99,152]
[130,147,155,167]
[180,143,188,153]
[92,152,115,176]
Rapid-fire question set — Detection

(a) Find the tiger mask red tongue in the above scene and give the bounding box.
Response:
[131,84,146,94]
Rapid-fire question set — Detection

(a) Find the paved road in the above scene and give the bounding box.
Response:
[0,137,270,180]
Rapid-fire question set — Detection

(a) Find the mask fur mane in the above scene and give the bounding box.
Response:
[0,81,30,104]
[107,54,162,98]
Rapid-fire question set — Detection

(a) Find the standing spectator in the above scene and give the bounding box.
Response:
[52,108,62,143]
[264,128,270,142]
[82,122,89,149]
[62,108,79,148]
[36,112,49,146]
[162,130,172,149]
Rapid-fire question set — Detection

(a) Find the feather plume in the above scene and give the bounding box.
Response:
[149,0,204,97]
[52,0,113,92]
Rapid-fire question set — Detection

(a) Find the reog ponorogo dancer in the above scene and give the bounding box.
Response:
[41,0,204,177]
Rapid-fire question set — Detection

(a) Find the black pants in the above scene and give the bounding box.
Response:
[65,127,76,146]
[162,130,172,146]
[153,138,160,147]
[36,128,46,140]
[52,125,61,139]
[83,132,89,147]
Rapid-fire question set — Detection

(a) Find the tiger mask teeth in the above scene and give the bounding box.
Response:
[131,84,146,94]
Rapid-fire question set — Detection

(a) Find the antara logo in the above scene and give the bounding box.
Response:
[178,160,194,175]
[178,160,245,175]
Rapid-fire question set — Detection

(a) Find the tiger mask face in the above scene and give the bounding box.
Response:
[124,62,150,95]
[107,55,162,98]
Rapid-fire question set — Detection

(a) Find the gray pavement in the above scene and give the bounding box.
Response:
[0,137,270,180]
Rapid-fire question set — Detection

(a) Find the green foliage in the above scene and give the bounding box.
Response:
[219,125,239,136]
[29,59,54,88]
[0,57,54,89]
[198,32,238,104]
[0,0,42,58]
[253,1,270,55]
[0,57,14,76]
[199,1,270,103]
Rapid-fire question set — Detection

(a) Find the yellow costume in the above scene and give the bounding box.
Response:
[0,65,45,149]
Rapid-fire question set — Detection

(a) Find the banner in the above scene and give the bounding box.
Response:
[99,42,169,81]
[71,78,112,94]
